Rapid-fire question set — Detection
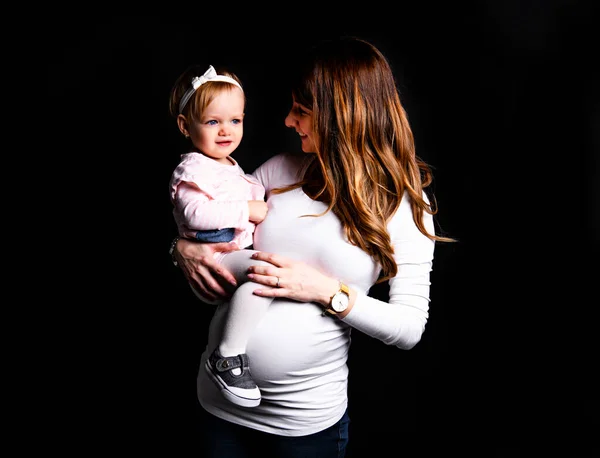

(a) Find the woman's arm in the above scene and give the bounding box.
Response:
[247,247,432,350]
[172,237,240,301]
[246,198,436,350]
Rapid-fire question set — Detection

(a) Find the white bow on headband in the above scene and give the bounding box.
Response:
[178,65,243,113]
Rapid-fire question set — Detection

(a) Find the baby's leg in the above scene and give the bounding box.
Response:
[217,250,274,357]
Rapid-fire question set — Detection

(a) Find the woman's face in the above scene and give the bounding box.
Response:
[284,98,315,153]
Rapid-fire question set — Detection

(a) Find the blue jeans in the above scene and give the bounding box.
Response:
[195,228,235,243]
[198,406,350,458]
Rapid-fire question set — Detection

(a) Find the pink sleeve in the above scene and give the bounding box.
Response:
[174,181,250,231]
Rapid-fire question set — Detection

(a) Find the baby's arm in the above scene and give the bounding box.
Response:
[175,181,251,231]
[248,200,268,224]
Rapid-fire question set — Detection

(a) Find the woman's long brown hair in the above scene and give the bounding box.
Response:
[276,37,455,283]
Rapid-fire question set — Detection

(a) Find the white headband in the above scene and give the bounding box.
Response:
[178,65,243,114]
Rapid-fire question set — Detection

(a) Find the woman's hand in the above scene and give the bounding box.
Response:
[173,238,240,301]
[247,252,340,306]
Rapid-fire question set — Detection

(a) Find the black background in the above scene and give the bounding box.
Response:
[43,2,598,457]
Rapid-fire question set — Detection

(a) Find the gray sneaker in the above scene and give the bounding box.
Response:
[205,348,261,408]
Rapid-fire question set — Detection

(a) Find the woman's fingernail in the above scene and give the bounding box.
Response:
[247,273,255,279]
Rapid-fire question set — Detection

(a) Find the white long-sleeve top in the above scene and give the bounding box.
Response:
[197,152,436,436]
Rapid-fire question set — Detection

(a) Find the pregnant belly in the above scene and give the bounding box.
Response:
[208,299,350,392]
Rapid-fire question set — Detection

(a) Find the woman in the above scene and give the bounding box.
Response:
[171,36,454,458]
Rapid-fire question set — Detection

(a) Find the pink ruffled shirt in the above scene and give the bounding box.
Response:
[169,152,265,249]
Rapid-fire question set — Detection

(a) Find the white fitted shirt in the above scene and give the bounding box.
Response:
[197,152,435,436]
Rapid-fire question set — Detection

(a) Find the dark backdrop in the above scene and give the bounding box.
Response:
[43,3,598,457]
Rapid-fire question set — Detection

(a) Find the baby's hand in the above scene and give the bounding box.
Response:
[248,200,268,223]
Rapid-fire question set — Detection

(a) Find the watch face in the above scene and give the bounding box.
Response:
[332,292,349,312]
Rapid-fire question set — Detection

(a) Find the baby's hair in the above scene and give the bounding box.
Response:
[168,65,245,122]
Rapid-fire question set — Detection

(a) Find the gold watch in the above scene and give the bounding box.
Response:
[324,281,350,315]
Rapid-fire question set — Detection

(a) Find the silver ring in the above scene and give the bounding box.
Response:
[276,276,280,288]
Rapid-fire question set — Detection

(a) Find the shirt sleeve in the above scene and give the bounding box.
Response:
[340,193,435,350]
[174,181,250,231]
[251,152,310,192]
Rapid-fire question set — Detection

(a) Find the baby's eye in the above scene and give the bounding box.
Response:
[232,118,242,125]
[206,120,218,126]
